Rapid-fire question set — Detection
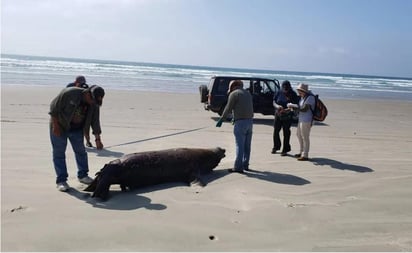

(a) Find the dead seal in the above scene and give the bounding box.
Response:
[84,147,225,200]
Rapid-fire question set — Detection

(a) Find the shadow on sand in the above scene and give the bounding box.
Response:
[66,187,167,211]
[66,169,229,210]
[67,167,311,209]
[311,157,374,173]
[244,168,311,185]
[211,116,329,127]
[211,116,273,126]
[86,148,125,158]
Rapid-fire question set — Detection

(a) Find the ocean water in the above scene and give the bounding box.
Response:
[1,54,412,101]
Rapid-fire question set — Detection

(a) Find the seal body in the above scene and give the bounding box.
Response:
[84,147,225,200]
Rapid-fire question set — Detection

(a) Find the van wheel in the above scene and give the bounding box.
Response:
[199,85,208,103]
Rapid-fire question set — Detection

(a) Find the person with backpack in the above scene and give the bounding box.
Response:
[287,83,316,161]
[272,80,299,156]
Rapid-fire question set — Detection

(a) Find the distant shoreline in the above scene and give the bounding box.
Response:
[1,84,411,103]
[3,53,412,80]
[2,54,412,102]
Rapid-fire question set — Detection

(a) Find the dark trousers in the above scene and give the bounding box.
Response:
[273,116,292,152]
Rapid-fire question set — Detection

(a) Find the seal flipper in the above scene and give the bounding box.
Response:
[84,178,98,192]
[190,179,205,187]
[189,173,206,187]
[120,184,128,191]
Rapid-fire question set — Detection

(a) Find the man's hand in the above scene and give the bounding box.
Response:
[94,134,103,149]
[52,125,61,136]
[287,103,298,109]
[95,139,104,150]
[51,117,61,136]
[85,134,93,147]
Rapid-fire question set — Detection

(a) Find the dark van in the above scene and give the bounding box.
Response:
[199,76,280,116]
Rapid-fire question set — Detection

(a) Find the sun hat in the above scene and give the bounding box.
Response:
[89,85,105,106]
[296,83,309,93]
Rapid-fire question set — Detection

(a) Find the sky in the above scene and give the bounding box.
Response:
[1,0,412,78]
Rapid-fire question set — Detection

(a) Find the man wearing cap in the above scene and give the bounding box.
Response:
[287,83,315,161]
[216,80,254,173]
[49,85,105,192]
[67,75,89,89]
[67,76,104,149]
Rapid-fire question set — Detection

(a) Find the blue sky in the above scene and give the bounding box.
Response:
[2,0,412,78]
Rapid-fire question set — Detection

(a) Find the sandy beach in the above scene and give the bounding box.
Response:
[1,85,412,251]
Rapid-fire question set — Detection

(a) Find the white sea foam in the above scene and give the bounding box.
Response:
[1,54,412,100]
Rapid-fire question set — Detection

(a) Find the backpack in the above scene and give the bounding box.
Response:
[309,93,328,121]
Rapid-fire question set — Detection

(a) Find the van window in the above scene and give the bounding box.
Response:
[215,78,229,94]
[261,81,271,94]
[266,80,279,93]
[208,78,216,91]
[238,79,250,90]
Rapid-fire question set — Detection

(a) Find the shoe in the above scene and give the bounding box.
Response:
[57,182,70,192]
[86,141,93,147]
[281,147,291,154]
[228,168,244,174]
[271,148,279,154]
[297,157,309,161]
[280,152,288,156]
[294,153,301,158]
[79,176,94,185]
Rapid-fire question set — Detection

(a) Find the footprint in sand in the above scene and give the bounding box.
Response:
[10,206,28,213]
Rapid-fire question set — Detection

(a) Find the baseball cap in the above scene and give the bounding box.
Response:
[75,76,89,88]
[89,85,105,106]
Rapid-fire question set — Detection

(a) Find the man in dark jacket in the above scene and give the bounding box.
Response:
[272,80,299,155]
[67,75,89,89]
[49,85,105,192]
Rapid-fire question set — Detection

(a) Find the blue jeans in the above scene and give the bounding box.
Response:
[50,127,89,183]
[233,119,253,170]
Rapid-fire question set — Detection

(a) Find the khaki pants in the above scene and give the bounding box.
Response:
[296,121,312,158]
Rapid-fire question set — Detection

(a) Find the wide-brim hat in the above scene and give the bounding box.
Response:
[296,83,309,93]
